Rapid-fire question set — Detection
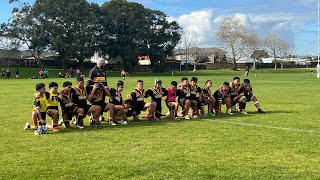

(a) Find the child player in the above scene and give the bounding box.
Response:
[242,79,265,113]
[25,83,48,135]
[202,80,216,117]
[165,81,180,120]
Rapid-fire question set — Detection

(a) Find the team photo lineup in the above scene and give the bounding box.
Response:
[26,59,265,135]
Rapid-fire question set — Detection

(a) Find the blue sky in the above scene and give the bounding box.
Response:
[0,0,318,56]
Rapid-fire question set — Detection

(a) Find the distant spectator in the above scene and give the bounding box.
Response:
[65,71,70,78]
[6,69,11,79]
[59,72,64,78]
[44,69,48,78]
[15,69,20,79]
[76,69,81,79]
[70,68,74,78]
[39,69,44,78]
[2,69,6,79]
[244,66,250,76]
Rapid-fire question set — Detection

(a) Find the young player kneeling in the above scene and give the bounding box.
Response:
[202,80,216,117]
[25,83,48,135]
[126,80,157,122]
[165,81,180,120]
[109,80,128,124]
[59,81,86,129]
[87,82,116,126]
[242,79,265,113]
[45,82,60,132]
[213,82,233,115]
[177,77,193,120]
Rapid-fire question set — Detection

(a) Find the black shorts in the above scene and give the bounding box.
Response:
[178,98,189,109]
[62,107,79,120]
[246,96,253,102]
[33,112,46,121]
[128,103,146,116]
[214,99,226,109]
[165,100,176,111]
[78,104,90,115]
[46,106,59,117]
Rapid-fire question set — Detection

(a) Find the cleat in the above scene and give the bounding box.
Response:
[193,115,198,119]
[75,124,84,129]
[174,117,180,121]
[58,119,64,126]
[258,109,265,113]
[120,120,128,125]
[109,121,117,126]
[51,127,60,132]
[226,109,234,115]
[184,115,190,120]
[24,122,31,130]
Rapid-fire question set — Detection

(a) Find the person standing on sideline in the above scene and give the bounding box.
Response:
[15,69,20,79]
[44,69,48,79]
[87,58,108,87]
[244,66,250,76]
[6,69,11,79]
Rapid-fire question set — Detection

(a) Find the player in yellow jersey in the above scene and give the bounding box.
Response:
[25,83,48,135]
[45,82,60,132]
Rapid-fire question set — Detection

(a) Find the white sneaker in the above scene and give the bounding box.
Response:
[75,124,84,129]
[227,109,234,115]
[175,117,180,121]
[34,130,40,135]
[193,115,198,119]
[120,120,128,125]
[185,115,190,120]
[24,122,31,130]
[109,121,117,126]
[58,119,64,126]
[89,115,93,123]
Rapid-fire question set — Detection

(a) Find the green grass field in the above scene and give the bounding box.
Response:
[0,68,320,179]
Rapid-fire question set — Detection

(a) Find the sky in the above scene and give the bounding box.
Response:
[0,0,318,56]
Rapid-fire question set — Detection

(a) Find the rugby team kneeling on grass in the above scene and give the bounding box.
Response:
[25,76,265,135]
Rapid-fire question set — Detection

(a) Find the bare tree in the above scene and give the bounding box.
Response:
[178,21,198,72]
[244,30,261,70]
[215,15,249,70]
[264,32,290,70]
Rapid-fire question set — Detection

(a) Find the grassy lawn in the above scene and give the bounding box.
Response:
[0,68,319,179]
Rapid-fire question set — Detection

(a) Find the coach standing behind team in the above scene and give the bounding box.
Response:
[87,58,108,87]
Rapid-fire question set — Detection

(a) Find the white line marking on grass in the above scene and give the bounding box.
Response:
[202,119,320,134]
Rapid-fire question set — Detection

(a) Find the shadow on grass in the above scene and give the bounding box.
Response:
[46,109,293,134]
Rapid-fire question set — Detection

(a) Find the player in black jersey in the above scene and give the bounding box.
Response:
[190,77,202,118]
[242,79,265,113]
[125,80,157,122]
[145,78,168,121]
[59,81,86,129]
[109,80,128,124]
[73,77,89,127]
[230,77,247,114]
[213,82,233,115]
[87,82,116,126]
[176,77,192,120]
[201,80,216,117]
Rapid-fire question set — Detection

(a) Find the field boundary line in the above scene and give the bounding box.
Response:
[202,119,320,134]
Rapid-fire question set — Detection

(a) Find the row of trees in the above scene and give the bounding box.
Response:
[215,15,290,70]
[0,0,181,71]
